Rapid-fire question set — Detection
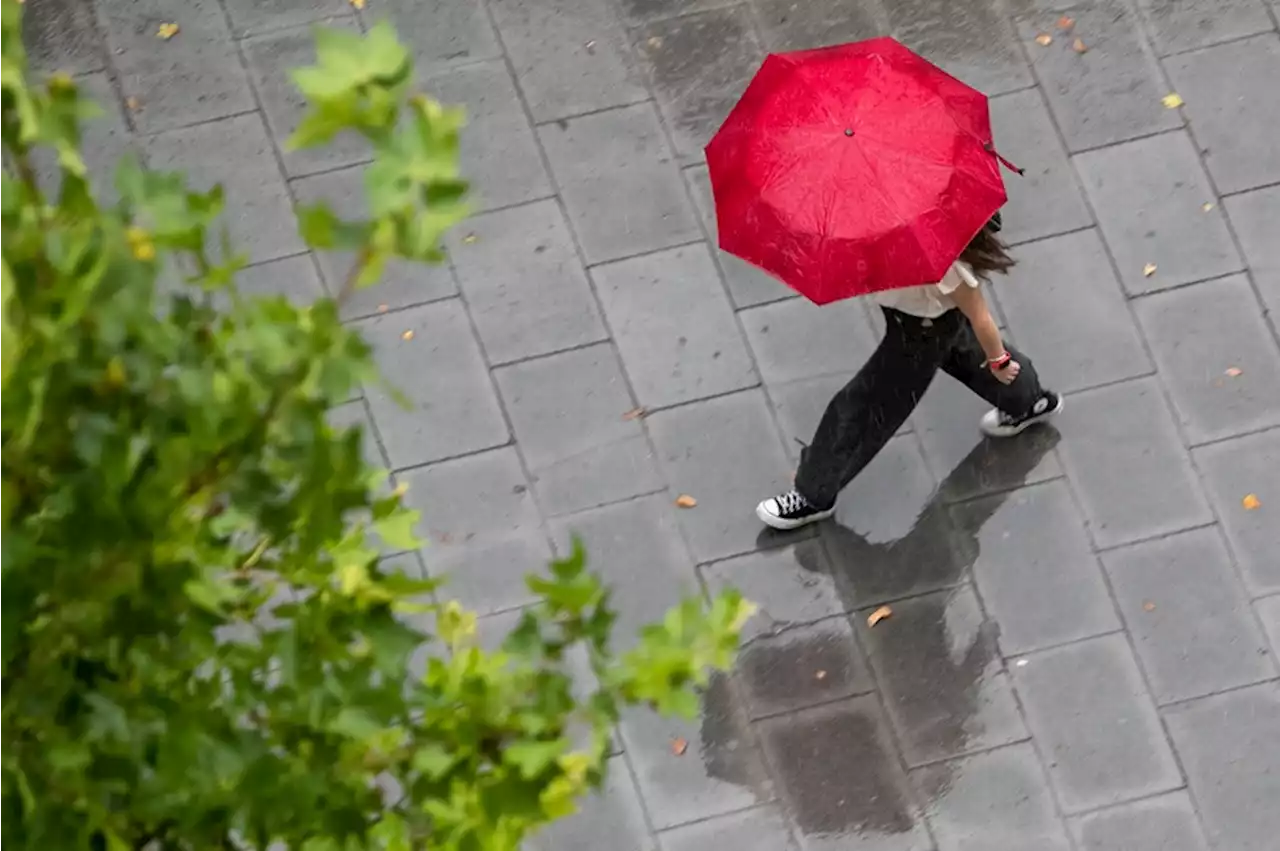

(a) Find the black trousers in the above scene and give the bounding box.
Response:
[795,307,1045,508]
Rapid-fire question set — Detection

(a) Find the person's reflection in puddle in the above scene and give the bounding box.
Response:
[714,427,1062,842]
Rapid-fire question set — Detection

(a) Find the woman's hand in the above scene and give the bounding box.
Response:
[989,356,1021,385]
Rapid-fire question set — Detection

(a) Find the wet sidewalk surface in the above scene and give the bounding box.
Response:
[26,0,1280,847]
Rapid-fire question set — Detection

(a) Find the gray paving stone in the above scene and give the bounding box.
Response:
[221,0,351,36]
[291,166,457,320]
[823,434,977,607]
[647,390,792,562]
[757,696,932,850]
[23,0,104,74]
[236,255,327,305]
[993,230,1152,393]
[35,73,133,204]
[397,447,547,613]
[1257,595,1280,657]
[912,743,1071,851]
[494,343,663,517]
[954,480,1119,656]
[1017,3,1180,152]
[911,373,1063,503]
[1136,0,1274,55]
[527,758,657,851]
[888,0,1033,96]
[619,674,773,830]
[242,21,369,179]
[423,61,552,213]
[1193,429,1280,595]
[1163,683,1280,851]
[751,0,886,52]
[448,200,606,365]
[539,103,701,265]
[1011,634,1182,813]
[1053,378,1213,549]
[1166,35,1280,194]
[741,297,877,385]
[684,165,794,309]
[735,618,874,719]
[1075,131,1241,294]
[859,587,1028,766]
[1224,185,1280,320]
[591,245,756,408]
[988,89,1093,246]
[372,0,502,72]
[97,0,254,134]
[1071,791,1209,851]
[1134,275,1280,444]
[549,494,698,647]
[701,540,844,642]
[659,804,797,851]
[632,7,764,159]
[144,114,305,266]
[1104,527,1273,704]
[489,0,647,123]
[352,300,509,469]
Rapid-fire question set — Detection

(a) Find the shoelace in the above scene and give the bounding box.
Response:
[777,490,808,514]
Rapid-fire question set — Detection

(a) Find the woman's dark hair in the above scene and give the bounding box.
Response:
[959,217,1016,280]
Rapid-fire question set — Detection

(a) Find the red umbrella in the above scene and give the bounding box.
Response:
[705,37,1021,305]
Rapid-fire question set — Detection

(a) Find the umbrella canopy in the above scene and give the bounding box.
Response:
[706,37,1018,305]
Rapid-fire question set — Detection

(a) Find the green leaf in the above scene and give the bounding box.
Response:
[374,506,422,552]
[412,744,457,780]
[505,738,569,779]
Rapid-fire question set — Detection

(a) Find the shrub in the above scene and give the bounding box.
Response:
[1,5,751,848]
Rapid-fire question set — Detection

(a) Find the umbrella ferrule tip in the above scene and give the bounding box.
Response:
[844,128,854,137]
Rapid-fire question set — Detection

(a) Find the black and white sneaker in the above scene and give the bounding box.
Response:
[756,489,835,531]
[981,391,1064,438]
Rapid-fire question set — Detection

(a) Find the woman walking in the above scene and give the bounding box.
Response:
[756,214,1062,530]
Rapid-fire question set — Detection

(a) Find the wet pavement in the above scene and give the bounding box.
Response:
[24,0,1280,848]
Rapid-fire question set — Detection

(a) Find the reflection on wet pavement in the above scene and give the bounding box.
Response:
[720,428,1061,846]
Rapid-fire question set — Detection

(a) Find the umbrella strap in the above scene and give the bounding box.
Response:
[983,142,1025,176]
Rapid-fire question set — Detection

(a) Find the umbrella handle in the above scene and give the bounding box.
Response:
[983,142,1025,176]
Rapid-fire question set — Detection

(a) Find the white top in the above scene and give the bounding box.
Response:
[872,262,982,318]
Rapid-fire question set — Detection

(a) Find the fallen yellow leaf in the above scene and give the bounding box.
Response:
[462,233,478,245]
[867,605,892,627]
[1202,201,1216,212]
[622,406,646,421]
[670,737,688,756]
[1057,15,1075,31]
[156,22,180,40]
[1072,38,1088,54]
[1242,493,1261,510]
[1142,601,1157,612]
[1225,366,1243,377]
[1142,263,1158,277]
[1034,33,1053,46]
[675,494,697,508]
[125,96,141,111]
[401,329,415,341]
[349,0,366,8]
[1162,93,1184,109]
[647,36,663,50]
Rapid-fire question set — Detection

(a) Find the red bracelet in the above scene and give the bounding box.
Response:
[987,352,1012,369]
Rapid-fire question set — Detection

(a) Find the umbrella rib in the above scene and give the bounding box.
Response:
[852,131,958,170]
